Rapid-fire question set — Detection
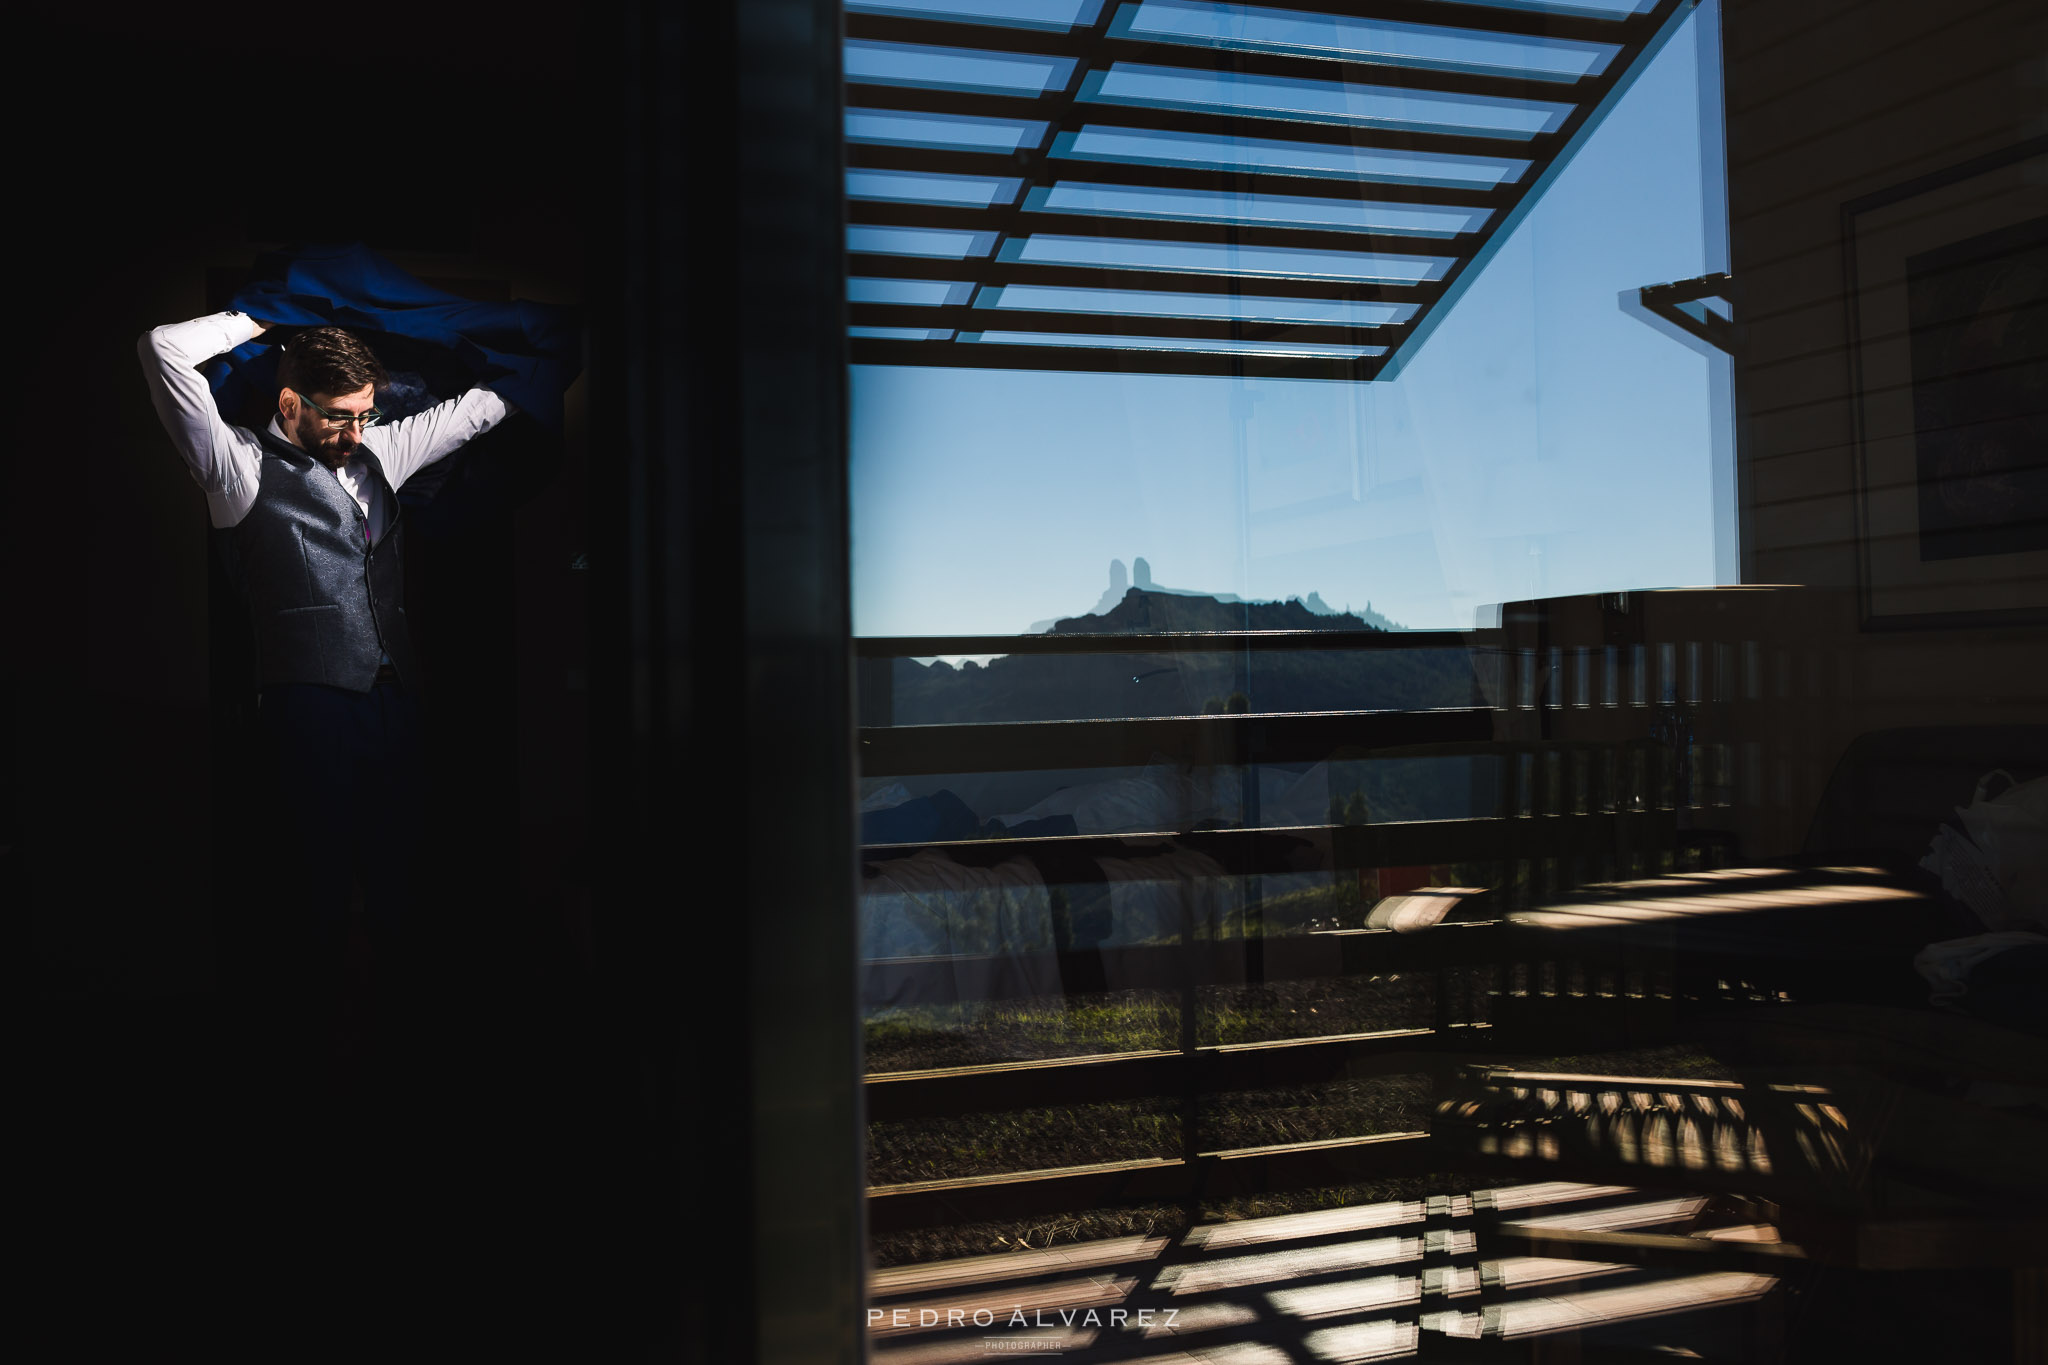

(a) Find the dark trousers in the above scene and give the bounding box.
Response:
[246,678,428,1072]
[220,677,448,1358]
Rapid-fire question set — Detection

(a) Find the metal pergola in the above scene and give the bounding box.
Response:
[845,0,1692,379]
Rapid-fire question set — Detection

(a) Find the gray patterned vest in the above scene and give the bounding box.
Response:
[229,426,417,693]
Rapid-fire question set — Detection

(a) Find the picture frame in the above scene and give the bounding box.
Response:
[1842,138,2048,630]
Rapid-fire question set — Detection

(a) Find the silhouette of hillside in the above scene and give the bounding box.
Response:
[1052,587,1376,635]
[888,589,1478,727]
[1030,559,1408,634]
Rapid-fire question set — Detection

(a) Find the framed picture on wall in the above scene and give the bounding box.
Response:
[1843,138,2047,629]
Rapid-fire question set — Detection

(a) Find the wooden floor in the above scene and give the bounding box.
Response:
[868,1182,1780,1364]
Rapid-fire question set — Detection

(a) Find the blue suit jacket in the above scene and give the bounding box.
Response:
[205,242,581,432]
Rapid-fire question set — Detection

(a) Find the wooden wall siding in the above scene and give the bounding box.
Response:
[1726,0,2040,589]
[1717,0,2046,858]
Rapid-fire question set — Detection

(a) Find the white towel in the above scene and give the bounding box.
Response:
[1912,931,2048,1004]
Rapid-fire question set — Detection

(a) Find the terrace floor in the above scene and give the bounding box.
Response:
[868,1180,1783,1365]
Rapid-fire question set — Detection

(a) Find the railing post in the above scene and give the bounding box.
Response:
[856,652,893,730]
[1180,853,1202,1221]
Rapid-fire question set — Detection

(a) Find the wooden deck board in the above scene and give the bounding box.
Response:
[1489,1271,1779,1339]
[867,1169,2028,1360]
[1184,1200,1425,1252]
[872,1235,1172,1298]
[870,1274,1139,1338]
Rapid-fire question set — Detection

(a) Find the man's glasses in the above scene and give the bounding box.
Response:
[291,390,384,430]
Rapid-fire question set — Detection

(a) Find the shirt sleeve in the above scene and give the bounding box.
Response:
[137,311,268,529]
[363,387,515,493]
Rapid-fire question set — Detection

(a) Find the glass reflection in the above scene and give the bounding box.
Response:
[849,326,957,341]
[995,232,1453,281]
[1430,0,1655,17]
[846,168,1024,208]
[841,0,1816,1349]
[1025,182,1489,236]
[1082,63,1574,139]
[848,277,975,307]
[847,0,1106,30]
[1054,125,1532,189]
[977,284,1416,326]
[846,108,1050,154]
[1112,0,1620,83]
[958,331,1387,358]
[845,38,1079,96]
[846,224,1000,258]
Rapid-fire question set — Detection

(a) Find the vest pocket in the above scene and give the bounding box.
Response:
[259,603,342,682]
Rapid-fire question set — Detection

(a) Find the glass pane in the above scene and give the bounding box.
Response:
[846,0,1106,28]
[959,330,1388,358]
[846,224,1001,258]
[1055,124,1531,189]
[850,326,958,341]
[844,38,1078,96]
[848,277,976,306]
[846,108,1049,154]
[978,283,1417,326]
[1083,63,1574,139]
[1026,181,1490,236]
[845,167,1024,208]
[1423,0,1654,16]
[997,232,1454,282]
[870,649,1479,726]
[848,0,1762,1319]
[1112,0,1620,83]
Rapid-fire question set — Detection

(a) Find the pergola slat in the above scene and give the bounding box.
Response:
[839,0,1688,377]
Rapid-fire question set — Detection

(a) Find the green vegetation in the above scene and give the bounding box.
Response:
[1199,975,1434,1045]
[1198,1075,1434,1151]
[1329,788,1371,826]
[864,973,1442,1074]
[866,1176,1472,1267]
[870,1098,1182,1186]
[872,1205,1189,1267]
[1201,1174,1462,1226]
[864,990,1181,1073]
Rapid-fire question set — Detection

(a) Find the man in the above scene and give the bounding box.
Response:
[139,309,514,1111]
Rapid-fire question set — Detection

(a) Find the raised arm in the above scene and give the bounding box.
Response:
[137,311,271,529]
[364,387,517,493]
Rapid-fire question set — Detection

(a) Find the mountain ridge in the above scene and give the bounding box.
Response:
[1029,559,1411,634]
[1051,587,1383,635]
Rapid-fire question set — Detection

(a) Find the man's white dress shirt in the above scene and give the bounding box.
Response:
[138,310,513,535]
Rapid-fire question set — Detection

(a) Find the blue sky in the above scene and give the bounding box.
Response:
[851,1,1731,637]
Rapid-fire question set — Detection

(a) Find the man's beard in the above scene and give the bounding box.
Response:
[289,416,355,470]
